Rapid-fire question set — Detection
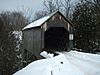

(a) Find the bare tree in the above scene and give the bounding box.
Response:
[61,0,72,18]
[43,0,62,13]
[10,11,28,30]
[21,7,34,23]
[0,11,27,31]
[43,0,72,18]
[34,10,48,20]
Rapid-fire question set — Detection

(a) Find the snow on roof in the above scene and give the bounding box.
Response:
[14,51,100,75]
[22,11,58,30]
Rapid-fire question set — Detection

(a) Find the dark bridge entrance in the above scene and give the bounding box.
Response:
[44,27,69,52]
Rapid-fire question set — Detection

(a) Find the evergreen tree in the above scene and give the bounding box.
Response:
[72,1,100,53]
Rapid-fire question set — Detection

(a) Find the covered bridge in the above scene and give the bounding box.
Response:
[22,11,74,63]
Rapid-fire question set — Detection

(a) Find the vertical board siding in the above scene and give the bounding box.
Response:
[23,29,34,53]
[32,28,42,58]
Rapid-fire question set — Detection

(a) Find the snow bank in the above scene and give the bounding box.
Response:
[40,51,54,58]
[14,51,100,75]
[63,51,100,75]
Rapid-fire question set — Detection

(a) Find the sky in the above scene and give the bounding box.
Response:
[0,0,78,12]
[0,0,78,21]
[0,0,44,12]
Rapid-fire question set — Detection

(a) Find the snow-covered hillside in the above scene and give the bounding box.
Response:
[14,51,100,75]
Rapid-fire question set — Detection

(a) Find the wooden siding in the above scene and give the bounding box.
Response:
[23,29,34,53]
[32,28,42,58]
[23,27,42,58]
[42,13,69,31]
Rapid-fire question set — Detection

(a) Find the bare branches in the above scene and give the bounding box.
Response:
[60,0,72,18]
[43,0,57,13]
[34,10,48,21]
[20,7,34,23]
[43,0,72,18]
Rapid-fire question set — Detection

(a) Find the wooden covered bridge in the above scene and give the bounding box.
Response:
[22,11,74,65]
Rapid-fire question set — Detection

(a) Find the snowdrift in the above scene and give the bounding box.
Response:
[14,51,100,75]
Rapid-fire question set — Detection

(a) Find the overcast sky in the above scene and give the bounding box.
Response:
[0,0,78,12]
[0,0,44,12]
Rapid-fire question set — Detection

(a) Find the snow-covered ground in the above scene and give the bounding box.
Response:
[14,51,100,75]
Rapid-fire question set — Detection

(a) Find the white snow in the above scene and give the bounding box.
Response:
[13,51,100,75]
[22,16,50,30]
[12,31,22,40]
[40,51,54,58]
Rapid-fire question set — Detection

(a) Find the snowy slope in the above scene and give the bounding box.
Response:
[63,51,100,75]
[14,51,100,75]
